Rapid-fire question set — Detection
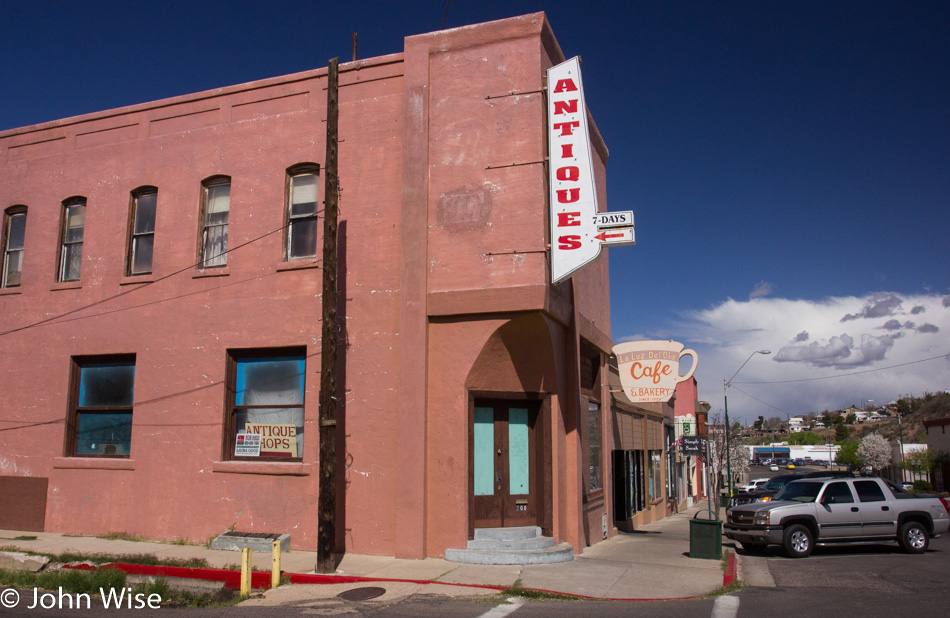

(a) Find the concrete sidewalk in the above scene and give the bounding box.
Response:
[0,500,730,605]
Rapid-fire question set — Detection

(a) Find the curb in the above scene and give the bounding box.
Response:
[66,559,733,602]
[722,550,737,586]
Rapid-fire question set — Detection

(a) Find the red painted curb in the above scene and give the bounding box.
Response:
[65,558,731,602]
[722,550,737,586]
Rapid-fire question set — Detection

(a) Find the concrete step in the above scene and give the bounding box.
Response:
[446,527,573,564]
[473,526,542,541]
[445,542,574,565]
[466,536,556,551]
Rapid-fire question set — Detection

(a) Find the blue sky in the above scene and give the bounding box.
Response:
[2,1,948,422]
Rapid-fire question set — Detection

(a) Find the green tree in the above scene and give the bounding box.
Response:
[900,447,936,478]
[753,416,764,431]
[845,412,856,424]
[834,418,849,442]
[836,440,860,467]
[787,431,823,446]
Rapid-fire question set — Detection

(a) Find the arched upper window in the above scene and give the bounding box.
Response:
[128,186,157,276]
[2,205,27,288]
[198,176,230,268]
[59,197,86,282]
[284,164,320,260]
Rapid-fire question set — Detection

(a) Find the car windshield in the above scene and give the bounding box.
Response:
[774,481,823,503]
[763,476,794,490]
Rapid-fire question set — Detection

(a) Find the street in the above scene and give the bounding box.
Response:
[4,532,945,617]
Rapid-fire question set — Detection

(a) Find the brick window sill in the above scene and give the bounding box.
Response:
[193,267,230,279]
[276,260,320,272]
[53,457,135,470]
[212,461,312,476]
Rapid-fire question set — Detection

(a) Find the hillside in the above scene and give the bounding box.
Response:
[848,392,950,444]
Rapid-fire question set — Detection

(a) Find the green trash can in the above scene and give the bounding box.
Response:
[689,512,723,560]
[719,492,730,508]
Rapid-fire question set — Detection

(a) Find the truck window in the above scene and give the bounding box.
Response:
[821,481,855,504]
[854,480,887,502]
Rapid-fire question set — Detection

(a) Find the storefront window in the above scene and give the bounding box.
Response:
[647,450,662,501]
[588,401,602,492]
[226,349,305,460]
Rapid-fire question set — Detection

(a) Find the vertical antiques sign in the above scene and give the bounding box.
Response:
[613,340,698,403]
[548,57,602,284]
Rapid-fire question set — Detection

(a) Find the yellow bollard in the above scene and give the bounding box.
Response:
[240,547,253,598]
[271,540,281,589]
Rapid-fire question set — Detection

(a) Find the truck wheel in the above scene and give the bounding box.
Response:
[898,521,929,554]
[740,542,768,554]
[783,524,813,558]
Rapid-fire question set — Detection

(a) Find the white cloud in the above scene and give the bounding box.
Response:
[750,281,773,299]
[676,292,950,422]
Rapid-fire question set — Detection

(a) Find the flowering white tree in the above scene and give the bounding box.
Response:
[857,433,892,471]
[708,413,750,496]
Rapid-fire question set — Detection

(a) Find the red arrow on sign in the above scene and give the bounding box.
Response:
[593,226,635,246]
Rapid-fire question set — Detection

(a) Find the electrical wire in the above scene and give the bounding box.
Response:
[0,213,327,338]
[732,353,950,385]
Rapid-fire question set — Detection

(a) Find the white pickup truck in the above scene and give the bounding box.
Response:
[724,476,950,558]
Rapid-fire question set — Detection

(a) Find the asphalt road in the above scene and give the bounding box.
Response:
[3,534,945,618]
[729,523,950,617]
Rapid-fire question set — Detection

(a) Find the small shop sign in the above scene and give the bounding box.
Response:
[234,432,261,457]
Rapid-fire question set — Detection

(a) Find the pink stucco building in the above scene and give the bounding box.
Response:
[0,13,645,560]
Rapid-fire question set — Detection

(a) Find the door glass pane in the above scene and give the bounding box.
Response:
[474,406,494,496]
[508,407,529,495]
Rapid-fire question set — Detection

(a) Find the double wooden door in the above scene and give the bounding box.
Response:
[472,401,538,528]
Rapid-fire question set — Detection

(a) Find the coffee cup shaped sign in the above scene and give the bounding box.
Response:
[612,340,698,403]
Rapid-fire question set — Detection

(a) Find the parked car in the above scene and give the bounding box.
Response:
[724,476,950,558]
[731,473,805,506]
[738,478,770,493]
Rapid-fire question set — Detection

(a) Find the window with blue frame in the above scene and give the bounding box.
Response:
[226,349,305,460]
[68,356,135,457]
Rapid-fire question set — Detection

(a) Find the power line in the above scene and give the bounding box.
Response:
[732,353,950,385]
[729,385,793,417]
[0,216,325,338]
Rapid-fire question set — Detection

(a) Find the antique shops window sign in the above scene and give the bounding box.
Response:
[612,340,698,403]
[234,423,298,458]
[548,57,635,284]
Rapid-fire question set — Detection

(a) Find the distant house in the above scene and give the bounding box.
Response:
[787,416,806,433]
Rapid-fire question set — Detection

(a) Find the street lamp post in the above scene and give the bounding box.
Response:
[723,350,771,499]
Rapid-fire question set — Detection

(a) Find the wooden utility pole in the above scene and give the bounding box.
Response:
[316,57,340,574]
